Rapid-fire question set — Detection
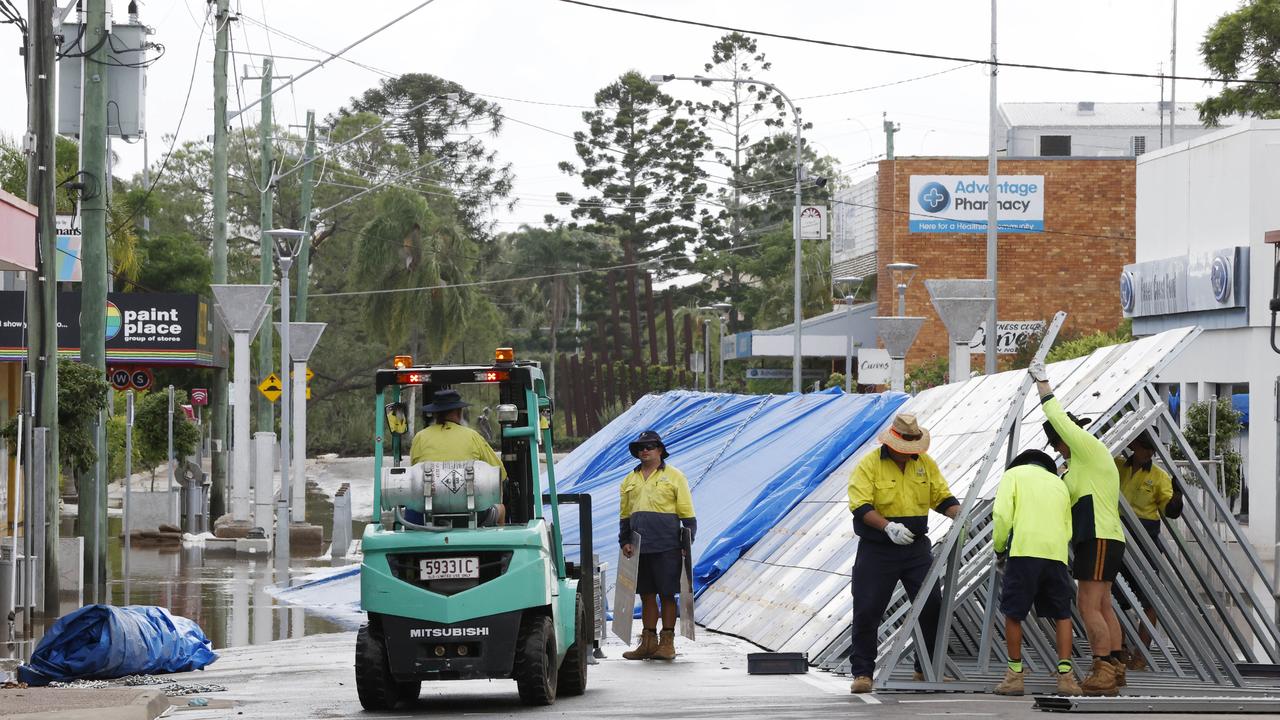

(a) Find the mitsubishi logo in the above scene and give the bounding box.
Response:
[440,469,466,494]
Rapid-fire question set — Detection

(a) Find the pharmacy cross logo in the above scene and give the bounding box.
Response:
[918,182,950,213]
[441,469,466,494]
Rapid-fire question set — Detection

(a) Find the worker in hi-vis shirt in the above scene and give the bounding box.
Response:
[846,413,960,694]
[1031,359,1126,697]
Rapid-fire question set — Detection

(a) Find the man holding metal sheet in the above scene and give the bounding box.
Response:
[846,413,961,694]
[1030,361,1125,696]
[618,430,697,661]
[991,449,1082,696]
[1114,432,1178,671]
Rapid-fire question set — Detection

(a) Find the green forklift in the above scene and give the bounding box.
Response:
[355,348,594,710]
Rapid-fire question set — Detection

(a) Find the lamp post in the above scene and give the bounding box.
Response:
[652,73,804,393]
[887,262,919,316]
[266,228,307,579]
[699,302,733,388]
[703,317,712,392]
[835,276,867,392]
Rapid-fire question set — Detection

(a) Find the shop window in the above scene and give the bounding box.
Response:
[1039,135,1071,156]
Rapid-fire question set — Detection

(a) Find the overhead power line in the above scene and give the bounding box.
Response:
[558,0,1280,87]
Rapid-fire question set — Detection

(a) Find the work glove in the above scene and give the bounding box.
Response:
[884,521,916,546]
[995,551,1008,570]
[1028,360,1048,383]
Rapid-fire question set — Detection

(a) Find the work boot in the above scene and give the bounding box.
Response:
[911,671,955,682]
[993,668,1024,696]
[850,675,873,694]
[652,629,677,660]
[1055,671,1083,696]
[1080,659,1118,697]
[622,629,657,660]
[1126,653,1148,671]
[1107,657,1127,687]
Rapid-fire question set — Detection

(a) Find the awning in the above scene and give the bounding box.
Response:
[725,302,879,360]
[0,188,37,272]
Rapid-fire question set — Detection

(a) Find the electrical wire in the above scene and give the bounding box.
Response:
[558,0,1280,87]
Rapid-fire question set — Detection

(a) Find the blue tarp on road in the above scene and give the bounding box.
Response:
[18,605,217,685]
[553,389,907,595]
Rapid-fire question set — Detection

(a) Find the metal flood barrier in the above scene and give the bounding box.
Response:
[697,324,1280,699]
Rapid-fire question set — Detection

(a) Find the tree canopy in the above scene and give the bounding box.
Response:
[1199,0,1280,125]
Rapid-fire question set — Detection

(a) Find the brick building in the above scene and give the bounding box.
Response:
[834,157,1135,370]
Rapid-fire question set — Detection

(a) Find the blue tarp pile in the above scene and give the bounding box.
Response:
[17,605,217,685]
[554,388,907,594]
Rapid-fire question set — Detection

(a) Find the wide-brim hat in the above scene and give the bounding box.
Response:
[422,389,470,414]
[878,413,930,454]
[628,429,670,459]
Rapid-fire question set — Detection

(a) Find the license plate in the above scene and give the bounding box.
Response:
[420,557,479,580]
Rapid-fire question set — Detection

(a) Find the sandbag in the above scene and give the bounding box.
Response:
[17,604,217,685]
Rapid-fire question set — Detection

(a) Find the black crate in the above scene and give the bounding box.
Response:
[746,652,809,675]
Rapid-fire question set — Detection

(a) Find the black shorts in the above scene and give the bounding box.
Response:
[1072,538,1125,582]
[1001,556,1074,621]
[635,548,683,597]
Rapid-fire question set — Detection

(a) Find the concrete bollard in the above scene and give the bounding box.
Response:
[252,432,277,540]
[330,483,351,562]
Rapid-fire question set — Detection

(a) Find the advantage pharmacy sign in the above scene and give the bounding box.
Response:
[909,175,1044,233]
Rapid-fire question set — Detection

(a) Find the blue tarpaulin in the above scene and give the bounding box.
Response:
[17,605,217,685]
[1168,392,1248,427]
[553,389,907,595]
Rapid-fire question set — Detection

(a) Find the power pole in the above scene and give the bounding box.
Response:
[25,0,59,615]
[295,111,316,322]
[255,59,275,433]
[883,113,900,160]
[210,0,231,519]
[79,0,110,598]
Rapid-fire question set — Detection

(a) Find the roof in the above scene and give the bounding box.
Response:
[999,101,1210,128]
[754,302,877,336]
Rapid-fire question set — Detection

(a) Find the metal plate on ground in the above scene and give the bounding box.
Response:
[1032,695,1280,713]
[679,527,694,641]
[611,532,640,644]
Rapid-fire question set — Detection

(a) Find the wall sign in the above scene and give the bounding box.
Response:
[908,175,1045,233]
[1120,247,1249,318]
[857,348,891,385]
[968,321,1046,355]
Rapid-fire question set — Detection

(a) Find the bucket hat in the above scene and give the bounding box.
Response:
[878,413,931,455]
[628,429,670,459]
[421,389,471,414]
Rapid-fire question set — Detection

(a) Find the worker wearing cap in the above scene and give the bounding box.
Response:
[1030,360,1125,696]
[847,413,960,694]
[992,449,1082,697]
[408,389,507,526]
[1115,432,1176,671]
[618,430,696,662]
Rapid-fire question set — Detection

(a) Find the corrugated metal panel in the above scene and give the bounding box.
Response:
[697,328,1200,664]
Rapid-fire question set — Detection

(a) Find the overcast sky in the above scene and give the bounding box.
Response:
[0,0,1242,229]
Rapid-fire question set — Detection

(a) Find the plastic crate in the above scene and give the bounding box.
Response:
[746,651,809,674]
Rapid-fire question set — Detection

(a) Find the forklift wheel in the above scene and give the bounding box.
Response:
[514,614,557,705]
[355,623,420,711]
[557,591,589,696]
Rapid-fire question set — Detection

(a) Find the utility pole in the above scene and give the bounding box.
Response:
[984,0,1000,376]
[255,59,275,433]
[1169,0,1178,145]
[295,111,316,322]
[210,0,231,519]
[25,0,60,615]
[883,113,900,160]
[79,0,110,597]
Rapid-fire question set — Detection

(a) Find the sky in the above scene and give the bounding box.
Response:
[0,0,1244,231]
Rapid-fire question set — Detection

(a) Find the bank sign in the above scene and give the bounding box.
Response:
[909,175,1044,233]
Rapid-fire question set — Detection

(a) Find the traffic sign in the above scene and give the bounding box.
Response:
[288,367,315,382]
[109,367,131,391]
[130,368,153,391]
[306,386,311,400]
[258,373,282,403]
[190,388,209,406]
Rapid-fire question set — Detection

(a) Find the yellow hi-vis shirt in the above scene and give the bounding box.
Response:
[619,464,696,553]
[847,447,958,544]
[1117,457,1173,521]
[409,422,507,480]
[1042,395,1124,544]
[993,464,1072,564]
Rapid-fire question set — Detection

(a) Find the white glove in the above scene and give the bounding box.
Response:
[884,522,916,546]
[1028,360,1048,383]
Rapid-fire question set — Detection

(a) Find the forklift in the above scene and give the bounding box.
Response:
[355,348,594,709]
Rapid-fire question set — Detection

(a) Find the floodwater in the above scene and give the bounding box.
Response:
[1,472,369,674]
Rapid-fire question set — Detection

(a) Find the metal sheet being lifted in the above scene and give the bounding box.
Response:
[697,327,1204,662]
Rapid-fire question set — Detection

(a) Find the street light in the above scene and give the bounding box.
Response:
[698,302,733,388]
[886,261,919,316]
[834,276,867,393]
[266,227,307,579]
[653,72,805,393]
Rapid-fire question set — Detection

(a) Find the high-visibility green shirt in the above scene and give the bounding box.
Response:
[408,422,507,480]
[847,447,958,544]
[619,464,696,553]
[1042,396,1124,543]
[1117,457,1173,521]
[993,464,1072,563]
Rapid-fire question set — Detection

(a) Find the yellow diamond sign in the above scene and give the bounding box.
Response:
[258,373,282,403]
